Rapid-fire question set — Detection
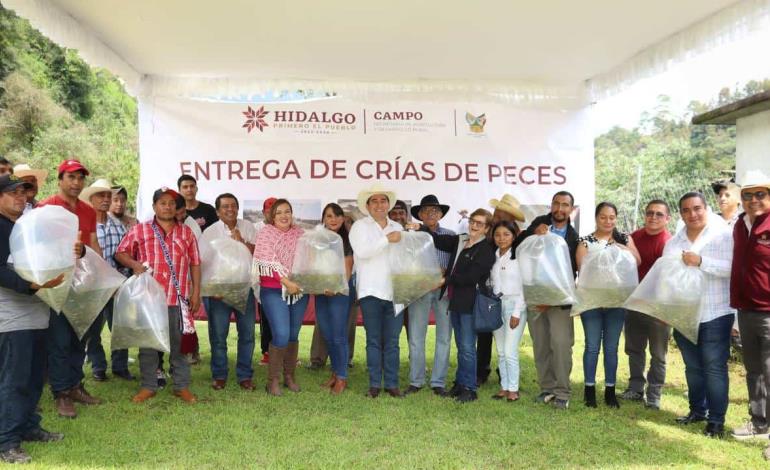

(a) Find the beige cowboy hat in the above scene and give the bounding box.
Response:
[489,193,525,222]
[738,169,770,190]
[12,164,48,184]
[80,178,114,205]
[356,183,397,216]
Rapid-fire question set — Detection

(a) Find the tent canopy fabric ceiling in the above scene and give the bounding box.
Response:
[5,0,768,102]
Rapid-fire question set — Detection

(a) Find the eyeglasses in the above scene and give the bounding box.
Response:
[645,211,667,218]
[741,190,769,201]
[469,219,487,227]
[420,207,442,216]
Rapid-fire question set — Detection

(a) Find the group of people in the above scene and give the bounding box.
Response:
[2,154,770,462]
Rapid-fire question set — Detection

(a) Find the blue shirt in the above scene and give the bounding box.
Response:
[97,215,128,274]
[550,224,568,239]
[429,224,455,271]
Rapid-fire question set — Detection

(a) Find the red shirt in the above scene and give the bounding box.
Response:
[117,219,200,306]
[731,212,770,312]
[631,228,671,281]
[38,194,96,245]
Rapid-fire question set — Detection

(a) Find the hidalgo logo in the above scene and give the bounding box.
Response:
[242,106,270,133]
[465,112,486,133]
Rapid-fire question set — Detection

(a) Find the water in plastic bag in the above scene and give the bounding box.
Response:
[572,244,639,316]
[515,232,577,306]
[291,225,348,295]
[10,205,78,284]
[61,246,126,339]
[623,255,703,343]
[112,271,170,352]
[388,231,442,310]
[200,237,252,312]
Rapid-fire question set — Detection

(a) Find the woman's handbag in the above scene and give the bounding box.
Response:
[473,285,503,333]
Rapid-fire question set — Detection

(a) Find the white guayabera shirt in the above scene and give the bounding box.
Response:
[349,216,403,302]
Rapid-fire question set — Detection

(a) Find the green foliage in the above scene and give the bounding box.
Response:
[0,3,137,209]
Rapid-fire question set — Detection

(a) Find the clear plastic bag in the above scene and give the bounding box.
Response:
[112,271,170,352]
[623,255,703,343]
[61,246,126,339]
[388,231,443,308]
[516,232,577,306]
[572,244,639,316]
[10,205,79,312]
[200,237,252,312]
[291,225,348,295]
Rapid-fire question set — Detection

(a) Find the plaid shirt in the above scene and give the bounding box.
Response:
[98,215,127,272]
[663,220,735,324]
[428,224,455,271]
[117,218,200,306]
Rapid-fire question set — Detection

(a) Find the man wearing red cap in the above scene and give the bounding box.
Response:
[115,187,201,404]
[38,159,104,418]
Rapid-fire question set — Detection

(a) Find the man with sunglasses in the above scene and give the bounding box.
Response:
[620,200,672,409]
[730,171,770,457]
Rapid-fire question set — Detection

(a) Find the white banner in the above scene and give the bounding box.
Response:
[137,96,594,233]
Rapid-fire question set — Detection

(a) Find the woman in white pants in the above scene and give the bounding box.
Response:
[490,220,527,401]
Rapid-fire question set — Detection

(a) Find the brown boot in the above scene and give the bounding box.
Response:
[69,384,102,405]
[266,344,285,396]
[330,378,347,395]
[284,341,301,392]
[131,388,157,403]
[321,373,337,389]
[54,392,76,418]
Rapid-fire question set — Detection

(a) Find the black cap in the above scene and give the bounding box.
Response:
[0,174,32,193]
[391,200,408,212]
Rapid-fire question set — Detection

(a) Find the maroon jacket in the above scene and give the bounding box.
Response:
[731,212,770,312]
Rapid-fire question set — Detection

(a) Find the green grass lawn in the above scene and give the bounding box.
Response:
[18,321,768,469]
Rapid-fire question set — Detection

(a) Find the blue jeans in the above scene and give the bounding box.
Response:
[407,289,452,388]
[581,308,626,386]
[259,288,309,348]
[86,299,129,373]
[47,309,86,394]
[0,329,46,452]
[673,314,734,425]
[205,289,256,382]
[451,311,477,391]
[360,296,402,389]
[315,293,351,380]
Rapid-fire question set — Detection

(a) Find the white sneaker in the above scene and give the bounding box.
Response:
[732,421,769,440]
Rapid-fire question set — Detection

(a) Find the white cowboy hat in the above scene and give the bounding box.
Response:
[80,178,114,205]
[489,193,525,222]
[738,169,770,190]
[356,183,397,216]
[12,164,48,184]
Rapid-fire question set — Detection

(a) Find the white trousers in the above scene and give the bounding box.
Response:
[493,297,527,392]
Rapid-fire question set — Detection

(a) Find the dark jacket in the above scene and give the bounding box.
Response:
[0,214,35,295]
[512,213,579,278]
[731,212,770,312]
[425,229,496,313]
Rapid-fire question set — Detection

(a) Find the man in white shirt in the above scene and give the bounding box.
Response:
[349,184,403,398]
[201,193,258,391]
[664,191,734,439]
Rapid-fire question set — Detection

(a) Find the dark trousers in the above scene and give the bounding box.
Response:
[476,332,493,382]
[625,310,671,401]
[47,309,86,394]
[360,296,402,389]
[86,299,130,373]
[673,314,734,425]
[738,310,770,428]
[259,301,272,355]
[0,329,46,452]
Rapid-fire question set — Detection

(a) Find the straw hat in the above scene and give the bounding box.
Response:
[489,193,525,222]
[738,170,770,190]
[12,164,48,184]
[356,183,397,216]
[80,178,114,205]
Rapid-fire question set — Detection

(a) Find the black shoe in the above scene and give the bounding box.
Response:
[604,386,620,409]
[676,413,707,425]
[386,388,404,398]
[432,386,448,397]
[403,385,422,395]
[448,382,463,398]
[366,387,380,398]
[455,388,478,403]
[92,370,108,382]
[704,422,725,439]
[476,375,489,387]
[112,370,135,381]
[156,369,167,389]
[23,428,64,443]
[584,385,597,408]
[306,362,324,371]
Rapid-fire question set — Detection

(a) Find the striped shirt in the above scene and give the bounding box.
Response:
[116,218,200,306]
[97,215,127,271]
[663,219,734,324]
[427,225,455,271]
